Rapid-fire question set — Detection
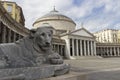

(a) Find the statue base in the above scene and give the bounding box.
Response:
[0,64,70,80]
[40,72,87,80]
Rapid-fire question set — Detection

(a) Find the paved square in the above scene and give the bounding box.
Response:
[65,58,120,80]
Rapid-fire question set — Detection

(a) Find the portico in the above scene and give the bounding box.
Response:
[61,27,97,59]
[69,39,96,56]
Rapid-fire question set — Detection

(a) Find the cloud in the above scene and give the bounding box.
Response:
[68,0,120,32]
[2,0,120,32]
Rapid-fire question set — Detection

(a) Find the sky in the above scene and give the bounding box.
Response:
[2,0,120,32]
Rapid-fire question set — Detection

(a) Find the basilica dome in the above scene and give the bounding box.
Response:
[33,8,76,32]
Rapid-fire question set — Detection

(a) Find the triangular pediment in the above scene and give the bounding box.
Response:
[70,28,94,38]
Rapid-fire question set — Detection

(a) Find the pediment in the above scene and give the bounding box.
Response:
[70,28,94,38]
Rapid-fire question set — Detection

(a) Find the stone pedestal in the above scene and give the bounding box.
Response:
[41,72,87,80]
[0,64,70,80]
[0,65,54,80]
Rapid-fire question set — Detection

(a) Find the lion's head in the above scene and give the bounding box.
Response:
[30,24,54,51]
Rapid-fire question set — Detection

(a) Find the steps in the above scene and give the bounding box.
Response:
[70,56,102,60]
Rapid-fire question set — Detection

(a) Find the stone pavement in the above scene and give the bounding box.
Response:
[65,57,120,80]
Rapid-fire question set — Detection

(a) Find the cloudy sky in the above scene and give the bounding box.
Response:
[3,0,120,32]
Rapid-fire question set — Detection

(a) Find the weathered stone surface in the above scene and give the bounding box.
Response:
[0,65,54,80]
[40,72,87,80]
[0,74,25,80]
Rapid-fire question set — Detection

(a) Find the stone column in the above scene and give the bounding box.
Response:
[65,39,71,59]
[106,47,109,56]
[52,44,54,51]
[84,40,86,56]
[108,47,110,56]
[87,41,90,56]
[117,47,120,56]
[110,47,112,56]
[8,29,11,43]
[118,47,120,56]
[55,45,57,53]
[53,44,55,52]
[60,45,62,56]
[103,47,105,56]
[76,39,79,56]
[114,47,116,56]
[2,26,6,43]
[103,46,106,56]
[13,33,16,42]
[108,47,111,56]
[94,41,96,56]
[98,47,100,56]
[60,45,63,56]
[58,45,60,53]
[80,40,83,56]
[117,47,119,56]
[102,47,104,56]
[90,41,93,56]
[57,44,60,54]
[101,47,103,56]
[72,39,75,56]
[56,45,59,53]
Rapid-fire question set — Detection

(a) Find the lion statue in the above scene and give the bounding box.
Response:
[0,24,69,76]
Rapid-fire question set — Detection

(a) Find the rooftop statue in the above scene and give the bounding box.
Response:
[0,24,70,80]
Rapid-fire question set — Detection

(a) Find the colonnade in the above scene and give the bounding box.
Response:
[0,22,23,43]
[69,38,96,57]
[52,44,66,58]
[96,46,120,56]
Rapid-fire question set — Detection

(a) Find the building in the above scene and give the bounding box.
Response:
[33,8,76,35]
[0,1,29,43]
[96,43,120,57]
[1,1,25,26]
[94,29,120,57]
[60,28,96,59]
[94,29,119,43]
[118,30,120,43]
[33,8,97,59]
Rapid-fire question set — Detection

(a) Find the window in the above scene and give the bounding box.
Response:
[7,5,12,12]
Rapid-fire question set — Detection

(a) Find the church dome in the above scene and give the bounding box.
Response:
[33,8,76,31]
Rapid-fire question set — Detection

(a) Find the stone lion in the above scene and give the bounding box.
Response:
[0,26,67,70]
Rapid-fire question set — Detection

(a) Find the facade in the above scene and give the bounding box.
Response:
[0,1,29,43]
[33,8,97,59]
[96,43,120,57]
[1,1,25,26]
[94,29,120,57]
[61,28,96,59]
[94,29,119,43]
[118,30,120,43]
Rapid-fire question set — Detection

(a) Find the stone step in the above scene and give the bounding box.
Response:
[70,56,102,60]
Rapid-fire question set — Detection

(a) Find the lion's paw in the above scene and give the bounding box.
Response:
[50,58,63,64]
[48,53,63,64]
